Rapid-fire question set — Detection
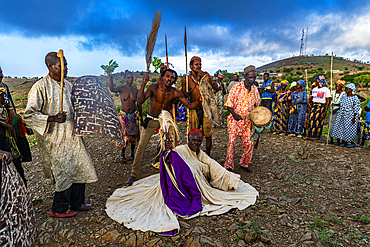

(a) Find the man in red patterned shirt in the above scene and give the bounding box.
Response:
[224,65,260,172]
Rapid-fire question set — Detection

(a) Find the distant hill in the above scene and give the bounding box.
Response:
[257,55,370,72]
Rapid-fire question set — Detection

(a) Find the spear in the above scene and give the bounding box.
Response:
[184,26,190,138]
[327,52,334,145]
[57,49,64,113]
[145,10,162,73]
[166,34,178,141]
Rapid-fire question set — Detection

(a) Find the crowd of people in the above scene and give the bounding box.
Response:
[1,52,369,241]
[252,74,369,149]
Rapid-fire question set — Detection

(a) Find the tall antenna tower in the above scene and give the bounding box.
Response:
[305,28,308,55]
[299,29,305,56]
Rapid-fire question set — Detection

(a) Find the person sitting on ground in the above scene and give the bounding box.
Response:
[304,75,331,142]
[108,69,142,162]
[287,80,307,138]
[328,80,345,145]
[105,114,258,235]
[331,83,360,148]
[272,80,291,135]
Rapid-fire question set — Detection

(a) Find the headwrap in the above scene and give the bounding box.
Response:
[345,83,356,93]
[316,75,328,87]
[297,79,305,88]
[190,56,201,64]
[188,129,204,138]
[336,80,345,87]
[290,82,297,88]
[218,74,224,79]
[281,80,289,85]
[244,65,256,75]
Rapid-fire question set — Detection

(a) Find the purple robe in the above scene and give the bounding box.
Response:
[160,150,202,217]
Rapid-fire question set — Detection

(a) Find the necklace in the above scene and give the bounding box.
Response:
[190,74,200,85]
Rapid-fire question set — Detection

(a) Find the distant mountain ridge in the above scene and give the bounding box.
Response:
[257,55,370,71]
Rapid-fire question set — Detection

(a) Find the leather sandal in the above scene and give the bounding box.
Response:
[124,176,138,186]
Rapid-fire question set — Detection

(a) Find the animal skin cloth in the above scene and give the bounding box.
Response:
[24,75,98,192]
[106,144,258,235]
[198,74,220,126]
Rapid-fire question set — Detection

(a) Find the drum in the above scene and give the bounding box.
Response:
[249,106,272,127]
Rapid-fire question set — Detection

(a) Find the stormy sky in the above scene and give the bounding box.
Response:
[1,0,369,77]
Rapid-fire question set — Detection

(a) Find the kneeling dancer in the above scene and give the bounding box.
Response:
[24,52,98,218]
[106,112,258,235]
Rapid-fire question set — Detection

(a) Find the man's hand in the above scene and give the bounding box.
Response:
[142,72,150,85]
[197,70,205,77]
[0,151,13,164]
[48,112,67,123]
[232,113,242,121]
[351,116,356,125]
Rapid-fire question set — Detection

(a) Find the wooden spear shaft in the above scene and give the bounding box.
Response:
[166,34,177,126]
[327,52,334,145]
[184,26,190,139]
[57,49,64,113]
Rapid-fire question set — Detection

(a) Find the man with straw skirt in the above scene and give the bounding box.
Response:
[304,76,331,142]
[224,66,260,173]
[24,52,98,218]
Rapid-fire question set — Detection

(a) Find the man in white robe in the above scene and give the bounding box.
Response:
[106,125,258,234]
[24,52,97,218]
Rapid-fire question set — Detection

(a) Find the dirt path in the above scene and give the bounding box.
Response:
[25,122,370,246]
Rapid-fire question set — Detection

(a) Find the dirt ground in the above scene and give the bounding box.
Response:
[24,122,370,247]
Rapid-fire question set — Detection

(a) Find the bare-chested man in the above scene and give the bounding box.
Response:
[124,68,201,186]
[108,70,142,162]
[181,56,218,156]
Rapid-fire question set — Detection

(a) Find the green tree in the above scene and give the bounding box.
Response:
[152,56,174,73]
[101,59,119,75]
[344,67,348,70]
[354,75,370,87]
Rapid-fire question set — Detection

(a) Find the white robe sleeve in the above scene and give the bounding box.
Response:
[198,151,241,191]
[24,83,49,135]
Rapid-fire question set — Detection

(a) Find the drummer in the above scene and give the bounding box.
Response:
[224,65,260,172]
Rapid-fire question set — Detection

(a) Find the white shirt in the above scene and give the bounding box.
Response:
[312,87,331,104]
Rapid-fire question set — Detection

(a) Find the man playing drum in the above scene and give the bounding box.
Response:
[224,65,260,172]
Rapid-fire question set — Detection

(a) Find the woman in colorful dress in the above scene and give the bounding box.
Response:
[304,76,331,142]
[328,80,345,145]
[287,80,307,137]
[272,80,291,135]
[331,83,360,148]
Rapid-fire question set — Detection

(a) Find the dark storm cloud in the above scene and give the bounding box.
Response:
[0,0,368,58]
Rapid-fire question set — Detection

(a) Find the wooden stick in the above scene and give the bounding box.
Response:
[184,26,190,140]
[0,120,13,130]
[305,69,308,91]
[57,49,64,113]
[327,52,334,145]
